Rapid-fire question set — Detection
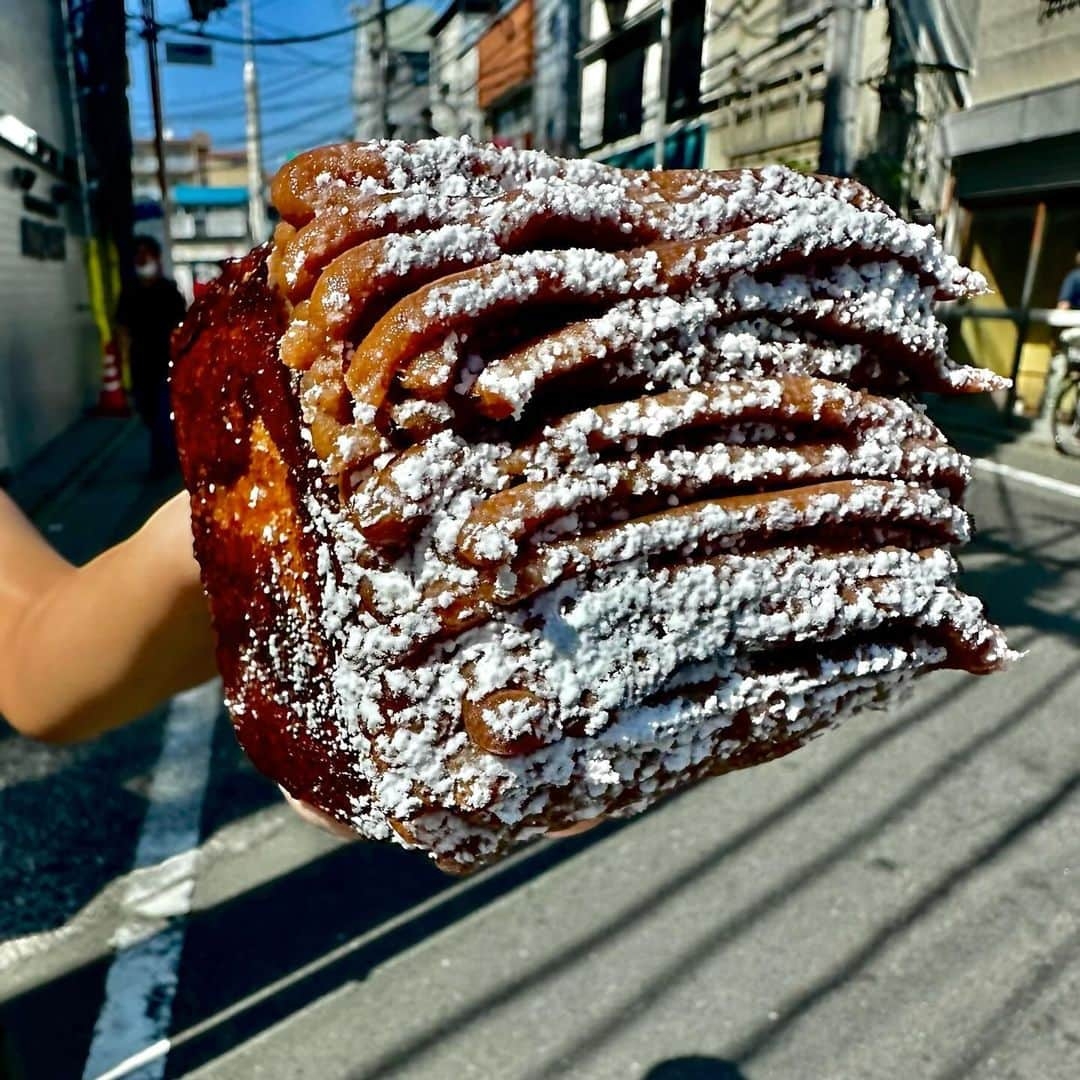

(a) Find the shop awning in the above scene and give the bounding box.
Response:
[951,132,1080,201]
[943,79,1080,158]
[173,185,248,208]
[602,125,704,170]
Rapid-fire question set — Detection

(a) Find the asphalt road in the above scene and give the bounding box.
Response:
[1,425,1078,1080]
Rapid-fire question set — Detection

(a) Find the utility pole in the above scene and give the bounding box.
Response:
[59,0,94,243]
[819,0,864,176]
[242,0,268,242]
[141,0,173,270]
[373,0,390,139]
[351,3,365,139]
[653,0,673,168]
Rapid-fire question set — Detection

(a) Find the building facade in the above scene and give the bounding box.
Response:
[533,0,582,155]
[132,133,258,300]
[578,0,708,168]
[429,0,493,140]
[942,0,1080,413]
[573,1,1080,416]
[0,0,102,473]
[477,0,534,148]
[702,0,835,172]
[170,185,251,298]
[433,0,583,154]
[353,3,436,142]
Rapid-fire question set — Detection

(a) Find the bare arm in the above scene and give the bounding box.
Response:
[0,490,599,841]
[0,491,216,742]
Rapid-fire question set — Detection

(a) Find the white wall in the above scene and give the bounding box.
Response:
[580,59,605,148]
[430,15,485,140]
[533,0,581,154]
[0,0,98,473]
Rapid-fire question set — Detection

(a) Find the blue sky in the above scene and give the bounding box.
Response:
[127,0,370,171]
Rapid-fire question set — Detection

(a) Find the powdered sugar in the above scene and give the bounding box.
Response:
[246,138,1013,868]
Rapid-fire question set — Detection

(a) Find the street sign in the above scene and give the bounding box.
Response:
[165,41,214,66]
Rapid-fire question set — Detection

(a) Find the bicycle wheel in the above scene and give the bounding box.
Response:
[1052,371,1080,457]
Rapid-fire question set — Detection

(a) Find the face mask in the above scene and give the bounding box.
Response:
[135,260,159,280]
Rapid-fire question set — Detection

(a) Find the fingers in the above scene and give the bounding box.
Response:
[279,782,599,847]
[278,786,358,840]
[548,817,604,839]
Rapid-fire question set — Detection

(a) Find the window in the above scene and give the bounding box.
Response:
[781,0,815,20]
[204,208,248,238]
[603,0,628,29]
[400,50,430,87]
[667,0,706,121]
[603,39,646,143]
[170,210,197,239]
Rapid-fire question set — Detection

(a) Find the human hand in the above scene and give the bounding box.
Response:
[279,784,603,843]
[547,818,604,838]
[278,786,359,840]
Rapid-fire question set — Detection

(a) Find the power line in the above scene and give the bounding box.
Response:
[139,0,415,47]
[131,61,345,122]
[209,79,423,145]
[252,11,365,67]
[218,120,354,157]
[211,97,352,143]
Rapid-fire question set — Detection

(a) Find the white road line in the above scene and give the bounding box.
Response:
[0,805,287,984]
[134,831,580,1073]
[972,458,1080,501]
[81,681,221,1080]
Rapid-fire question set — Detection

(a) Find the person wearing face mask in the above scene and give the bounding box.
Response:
[115,235,188,476]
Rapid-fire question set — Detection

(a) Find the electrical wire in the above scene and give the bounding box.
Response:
[249,11,359,69]
[131,62,346,123]
[136,0,415,47]
[209,77,425,146]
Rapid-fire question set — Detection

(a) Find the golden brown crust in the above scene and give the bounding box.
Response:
[174,139,1012,872]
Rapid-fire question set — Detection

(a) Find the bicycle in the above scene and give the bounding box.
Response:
[1051,327,1080,457]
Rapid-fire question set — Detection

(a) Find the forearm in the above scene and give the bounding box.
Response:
[0,493,217,742]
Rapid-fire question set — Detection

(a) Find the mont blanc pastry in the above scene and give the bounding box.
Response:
[172,138,1011,871]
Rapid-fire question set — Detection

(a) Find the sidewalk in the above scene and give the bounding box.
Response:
[5,416,134,516]
[924,394,1080,491]
[4,414,182,565]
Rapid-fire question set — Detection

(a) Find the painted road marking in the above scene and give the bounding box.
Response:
[114,832,572,1075]
[0,805,287,983]
[81,681,220,1080]
[972,458,1080,501]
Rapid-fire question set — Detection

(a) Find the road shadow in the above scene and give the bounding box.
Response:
[226,665,1003,1078]
[4,603,1063,1079]
[0,707,172,940]
[644,1057,748,1079]
[0,691,289,945]
[933,924,1080,1080]
[961,469,1080,642]
[4,422,1078,1077]
[0,810,628,1079]
[0,640,986,1076]
[0,445,267,943]
[342,485,1077,1080]
[960,534,1080,643]
[724,770,1080,1070]
[920,392,1032,455]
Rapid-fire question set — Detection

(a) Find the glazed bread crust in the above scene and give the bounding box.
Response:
[173,139,1011,872]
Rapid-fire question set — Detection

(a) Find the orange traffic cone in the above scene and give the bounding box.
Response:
[94,340,129,416]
